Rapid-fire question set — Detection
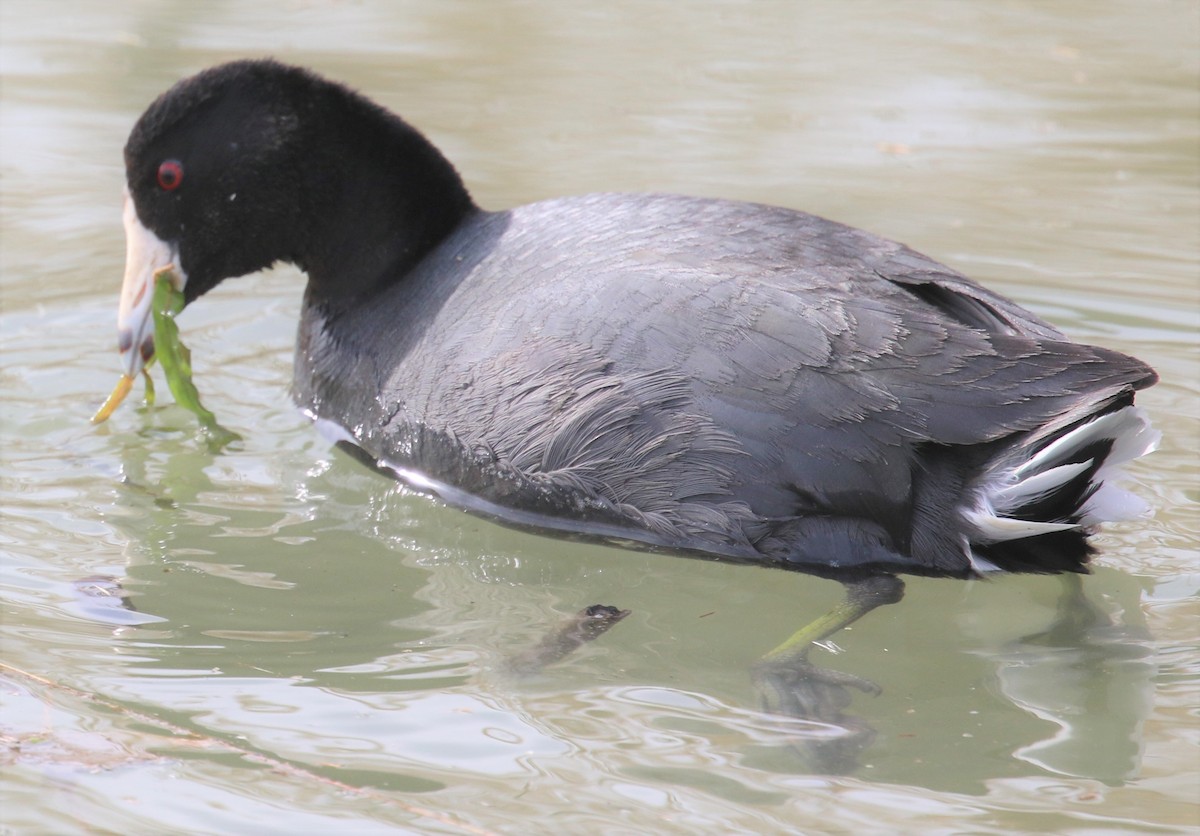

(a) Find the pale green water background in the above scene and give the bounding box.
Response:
[2,2,1198,833]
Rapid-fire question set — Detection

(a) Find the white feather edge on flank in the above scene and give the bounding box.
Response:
[965,535,1002,574]
[964,404,1160,546]
[309,414,358,446]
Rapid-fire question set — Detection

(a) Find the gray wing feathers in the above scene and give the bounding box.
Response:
[351,194,1153,569]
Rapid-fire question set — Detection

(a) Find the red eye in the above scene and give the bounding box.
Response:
[157,159,184,191]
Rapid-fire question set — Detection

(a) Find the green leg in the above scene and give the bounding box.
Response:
[753,575,905,773]
[761,574,906,667]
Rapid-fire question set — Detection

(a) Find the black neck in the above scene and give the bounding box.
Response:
[294,83,476,319]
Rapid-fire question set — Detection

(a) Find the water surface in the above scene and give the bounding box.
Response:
[2,2,1197,833]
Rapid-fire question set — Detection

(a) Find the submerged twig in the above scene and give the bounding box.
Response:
[508,604,631,676]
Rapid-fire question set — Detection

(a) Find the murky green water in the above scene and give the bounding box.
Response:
[2,2,1197,833]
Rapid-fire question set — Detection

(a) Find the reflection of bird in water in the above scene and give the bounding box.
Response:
[989,574,1156,785]
[104,60,1159,773]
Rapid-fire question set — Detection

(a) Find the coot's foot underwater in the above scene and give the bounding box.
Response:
[108,60,1159,769]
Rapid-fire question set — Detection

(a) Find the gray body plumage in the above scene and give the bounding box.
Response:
[294,193,1156,579]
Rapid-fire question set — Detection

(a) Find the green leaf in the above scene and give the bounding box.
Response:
[151,269,241,446]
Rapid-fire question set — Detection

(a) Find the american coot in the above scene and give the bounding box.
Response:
[111,60,1158,692]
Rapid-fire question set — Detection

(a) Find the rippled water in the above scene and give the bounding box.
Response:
[2,3,1197,833]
